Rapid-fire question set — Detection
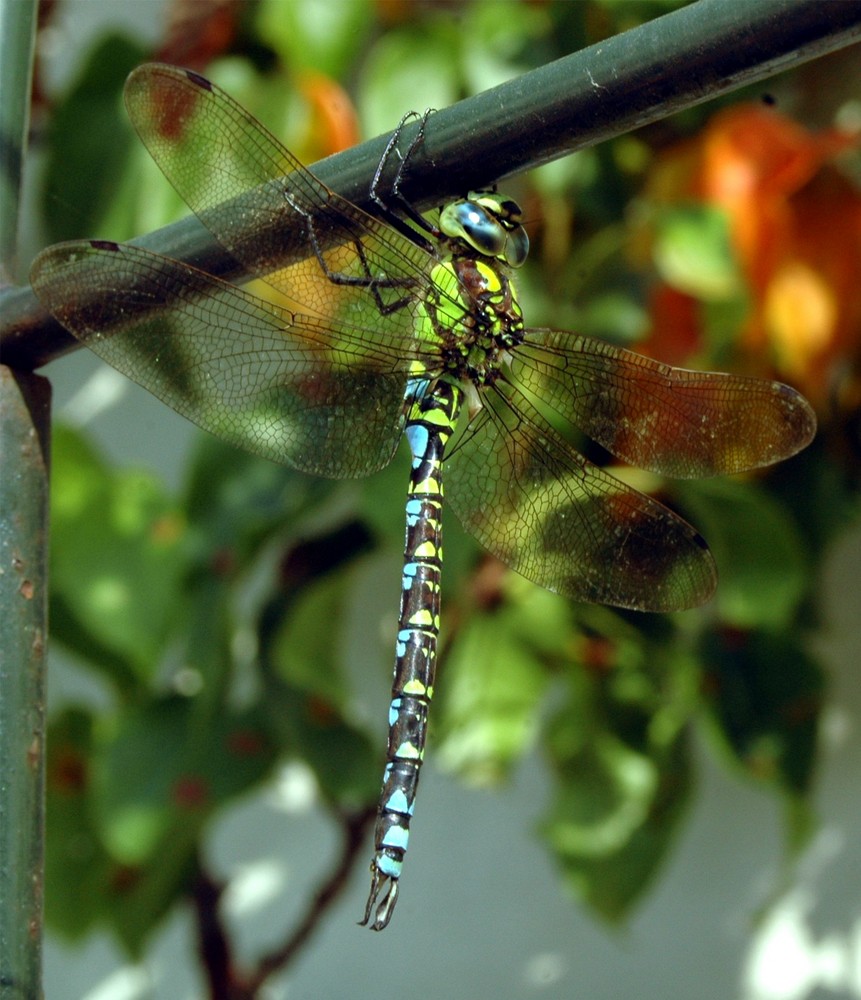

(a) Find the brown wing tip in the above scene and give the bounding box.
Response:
[776,381,817,456]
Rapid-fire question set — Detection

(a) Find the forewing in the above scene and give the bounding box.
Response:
[513,330,816,478]
[445,381,717,611]
[30,241,407,478]
[124,63,435,330]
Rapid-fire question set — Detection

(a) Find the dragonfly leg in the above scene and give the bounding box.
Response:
[281,188,420,313]
[350,237,417,315]
[370,109,440,250]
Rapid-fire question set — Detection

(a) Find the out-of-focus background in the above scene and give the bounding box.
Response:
[17,1,861,997]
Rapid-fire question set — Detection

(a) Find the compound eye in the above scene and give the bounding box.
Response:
[469,192,529,266]
[459,203,507,255]
[503,226,529,268]
[439,200,507,256]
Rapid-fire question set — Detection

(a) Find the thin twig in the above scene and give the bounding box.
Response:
[191,862,239,1000]
[189,805,375,998]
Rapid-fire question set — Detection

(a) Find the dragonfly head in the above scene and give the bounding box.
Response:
[438,192,529,268]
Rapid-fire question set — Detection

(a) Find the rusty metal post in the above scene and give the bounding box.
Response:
[1,1,45,992]
[0,368,50,998]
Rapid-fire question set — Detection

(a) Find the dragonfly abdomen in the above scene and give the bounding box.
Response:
[362,377,462,930]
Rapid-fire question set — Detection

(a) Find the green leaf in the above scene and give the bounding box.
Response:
[435,613,545,783]
[458,0,549,94]
[93,699,204,863]
[262,566,380,804]
[46,706,206,955]
[93,697,275,863]
[46,698,274,956]
[256,0,373,79]
[436,580,568,783]
[272,570,353,707]
[541,699,692,922]
[579,291,650,344]
[45,709,111,940]
[183,433,331,570]
[261,678,379,805]
[357,444,410,548]
[543,732,659,857]
[359,26,460,140]
[505,575,585,659]
[42,34,145,242]
[105,828,200,957]
[700,628,824,798]
[531,613,698,922]
[551,741,691,923]
[653,204,741,300]
[51,425,186,680]
[676,477,810,629]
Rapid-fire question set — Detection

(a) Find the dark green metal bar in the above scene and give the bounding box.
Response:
[2,0,860,369]
[0,368,50,1000]
[0,0,44,995]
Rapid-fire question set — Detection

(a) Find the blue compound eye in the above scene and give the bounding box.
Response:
[503,225,529,267]
[439,193,529,266]
[440,200,507,255]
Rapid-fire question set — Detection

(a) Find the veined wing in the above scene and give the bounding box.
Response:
[124,63,436,329]
[446,380,716,612]
[512,329,817,478]
[30,240,409,479]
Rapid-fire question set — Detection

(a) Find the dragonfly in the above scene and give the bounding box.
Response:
[31,63,816,931]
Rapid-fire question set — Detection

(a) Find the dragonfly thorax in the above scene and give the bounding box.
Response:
[423,255,524,389]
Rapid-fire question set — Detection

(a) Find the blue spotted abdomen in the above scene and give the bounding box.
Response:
[362,377,461,930]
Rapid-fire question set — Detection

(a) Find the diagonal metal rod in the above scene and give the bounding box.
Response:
[2,0,860,370]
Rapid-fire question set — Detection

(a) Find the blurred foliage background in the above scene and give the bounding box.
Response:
[25,0,860,995]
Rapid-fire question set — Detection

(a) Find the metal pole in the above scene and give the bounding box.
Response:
[0,368,50,1000]
[0,0,45,994]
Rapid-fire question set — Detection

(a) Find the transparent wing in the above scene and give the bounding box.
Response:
[124,63,438,333]
[30,240,408,478]
[446,380,717,612]
[513,329,817,478]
